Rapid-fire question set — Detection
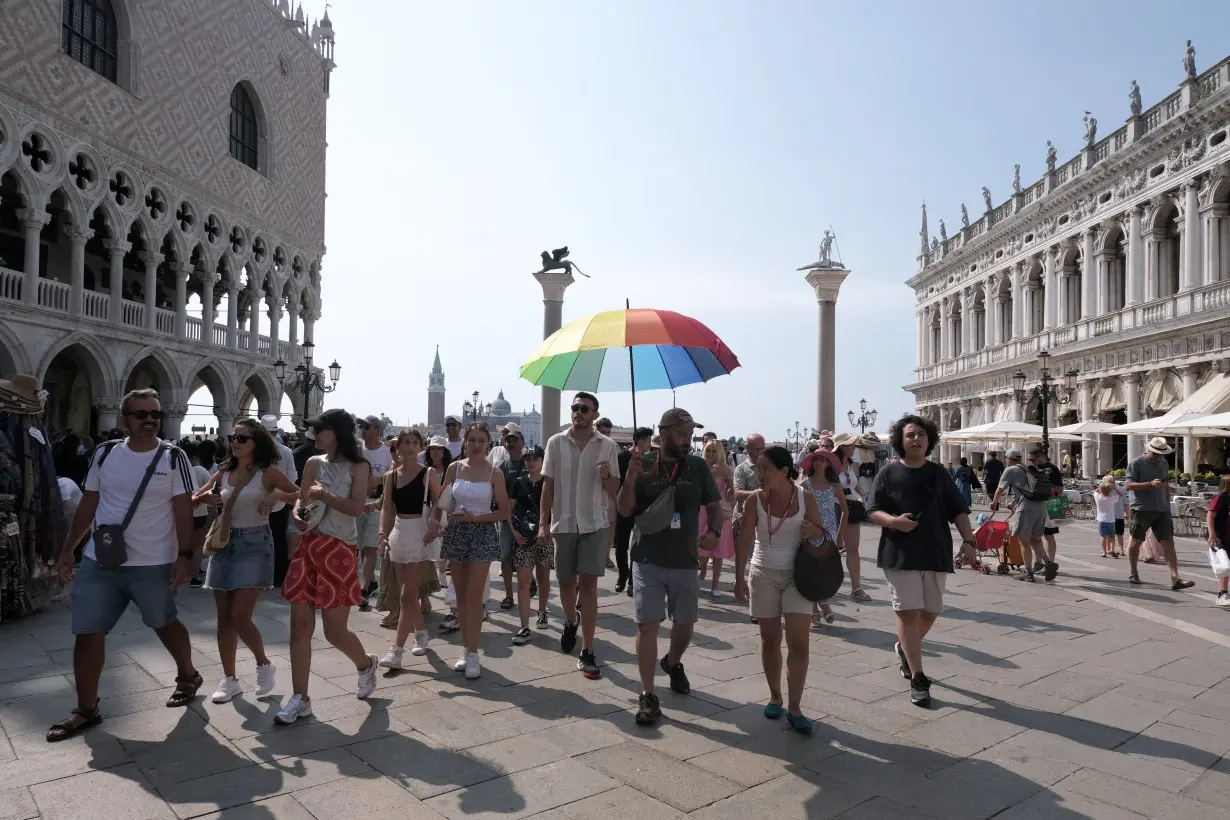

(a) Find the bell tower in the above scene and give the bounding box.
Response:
[428,346,445,429]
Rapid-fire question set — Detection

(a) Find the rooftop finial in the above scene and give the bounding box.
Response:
[919,202,929,256]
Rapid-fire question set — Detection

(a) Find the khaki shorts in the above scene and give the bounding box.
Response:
[883,569,946,614]
[749,564,812,619]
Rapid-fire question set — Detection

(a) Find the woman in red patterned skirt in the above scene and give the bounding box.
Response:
[276,408,379,725]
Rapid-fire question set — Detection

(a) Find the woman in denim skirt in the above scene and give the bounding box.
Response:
[193,419,300,704]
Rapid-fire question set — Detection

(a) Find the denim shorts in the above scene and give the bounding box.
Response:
[1098,521,1116,537]
[71,557,177,635]
[205,525,275,591]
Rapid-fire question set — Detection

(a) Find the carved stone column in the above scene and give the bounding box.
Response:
[1078,380,1095,479]
[1125,206,1144,306]
[1181,179,1202,292]
[226,284,241,348]
[67,224,93,315]
[1124,373,1142,462]
[201,273,218,344]
[140,252,162,331]
[1080,229,1096,320]
[1180,365,1200,476]
[173,263,191,337]
[1042,248,1058,330]
[17,209,51,306]
[106,240,130,323]
[1011,262,1025,340]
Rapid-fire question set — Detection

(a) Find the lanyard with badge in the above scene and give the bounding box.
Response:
[662,460,683,529]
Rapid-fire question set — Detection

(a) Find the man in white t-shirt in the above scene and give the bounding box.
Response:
[444,415,464,458]
[357,415,392,609]
[50,389,200,742]
[260,415,299,586]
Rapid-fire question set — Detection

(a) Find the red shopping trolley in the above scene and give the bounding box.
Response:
[972,512,1015,575]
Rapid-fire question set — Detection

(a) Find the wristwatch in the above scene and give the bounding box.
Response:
[177,550,194,560]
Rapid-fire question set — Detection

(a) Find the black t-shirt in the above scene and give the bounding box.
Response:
[868,460,970,573]
[630,455,720,569]
[984,458,1004,486]
[616,449,634,524]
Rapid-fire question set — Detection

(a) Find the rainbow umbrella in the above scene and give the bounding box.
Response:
[519,307,740,426]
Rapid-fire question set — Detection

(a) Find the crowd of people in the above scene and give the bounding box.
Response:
[40,388,1230,744]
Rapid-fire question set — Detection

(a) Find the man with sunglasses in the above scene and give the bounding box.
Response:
[540,392,620,679]
[443,416,464,459]
[357,415,392,609]
[49,389,202,742]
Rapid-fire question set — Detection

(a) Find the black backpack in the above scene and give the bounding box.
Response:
[1021,465,1055,502]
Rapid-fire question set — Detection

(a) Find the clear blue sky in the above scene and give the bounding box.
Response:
[272,1,1230,440]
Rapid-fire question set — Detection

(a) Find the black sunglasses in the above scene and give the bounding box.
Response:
[571,404,594,414]
[227,434,252,444]
[127,410,163,420]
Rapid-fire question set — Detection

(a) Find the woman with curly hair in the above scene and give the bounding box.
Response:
[867,414,977,709]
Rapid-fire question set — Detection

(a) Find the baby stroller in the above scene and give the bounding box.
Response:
[971,511,1016,575]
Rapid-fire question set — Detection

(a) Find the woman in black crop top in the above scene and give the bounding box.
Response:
[376,430,436,667]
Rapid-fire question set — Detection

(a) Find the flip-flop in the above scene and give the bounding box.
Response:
[763,702,784,720]
[786,711,813,734]
[46,704,102,742]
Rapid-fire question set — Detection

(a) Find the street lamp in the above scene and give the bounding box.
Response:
[273,338,341,426]
[848,398,877,434]
[462,391,493,425]
[1013,350,1077,452]
[785,421,802,455]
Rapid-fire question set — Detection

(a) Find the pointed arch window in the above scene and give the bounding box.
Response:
[62,0,118,82]
[229,84,260,171]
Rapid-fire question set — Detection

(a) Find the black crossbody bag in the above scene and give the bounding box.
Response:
[93,443,167,569]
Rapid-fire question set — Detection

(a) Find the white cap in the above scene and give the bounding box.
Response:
[259,414,279,431]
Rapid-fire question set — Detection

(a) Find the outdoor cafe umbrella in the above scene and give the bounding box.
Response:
[519,305,740,428]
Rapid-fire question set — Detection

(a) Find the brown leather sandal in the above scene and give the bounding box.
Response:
[166,671,203,707]
[47,703,102,742]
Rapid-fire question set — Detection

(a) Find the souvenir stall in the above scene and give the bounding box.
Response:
[0,374,65,621]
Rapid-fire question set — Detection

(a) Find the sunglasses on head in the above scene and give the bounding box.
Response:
[571,404,594,414]
[228,434,252,444]
[127,410,163,420]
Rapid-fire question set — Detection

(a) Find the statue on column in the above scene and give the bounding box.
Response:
[1183,40,1197,79]
[537,246,588,278]
[1129,80,1142,116]
[818,230,835,265]
[1082,112,1098,148]
[938,220,947,243]
[960,203,969,228]
[1045,141,1057,173]
[982,186,993,213]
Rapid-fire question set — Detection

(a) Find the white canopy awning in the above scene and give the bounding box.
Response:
[943,420,1083,443]
[1051,420,1123,435]
[1140,409,1230,436]
[1170,372,1230,416]
[1104,409,1216,435]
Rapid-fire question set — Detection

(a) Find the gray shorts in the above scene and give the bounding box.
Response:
[633,562,699,625]
[356,510,380,549]
[554,529,608,579]
[1011,503,1047,539]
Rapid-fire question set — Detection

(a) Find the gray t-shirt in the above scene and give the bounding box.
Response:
[999,464,1045,510]
[1126,455,1169,512]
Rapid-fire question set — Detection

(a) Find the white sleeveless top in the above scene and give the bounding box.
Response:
[451,461,493,515]
[221,468,267,529]
[315,456,357,544]
[752,485,805,571]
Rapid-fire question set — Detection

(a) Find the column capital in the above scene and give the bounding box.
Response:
[1123,372,1142,385]
[64,224,94,244]
[1183,177,1202,194]
[139,251,164,268]
[105,239,132,256]
[804,268,850,303]
[533,270,574,302]
[227,282,242,296]
[173,262,193,280]
[16,208,51,229]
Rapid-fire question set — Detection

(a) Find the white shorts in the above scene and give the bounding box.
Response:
[883,569,946,614]
[388,517,438,564]
[748,564,812,619]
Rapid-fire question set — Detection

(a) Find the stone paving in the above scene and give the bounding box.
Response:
[1,516,1229,819]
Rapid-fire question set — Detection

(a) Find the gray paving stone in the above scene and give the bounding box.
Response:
[896,708,1027,757]
[0,788,38,820]
[834,796,944,819]
[157,746,368,818]
[467,718,626,774]
[549,785,685,820]
[197,795,316,819]
[1063,689,1178,733]
[0,729,131,788]
[231,708,405,762]
[1058,767,1223,820]
[30,763,176,820]
[424,757,618,820]
[130,731,254,787]
[690,768,871,820]
[991,788,1147,819]
[291,770,447,820]
[579,741,740,811]
[1021,669,1124,702]
[345,728,502,799]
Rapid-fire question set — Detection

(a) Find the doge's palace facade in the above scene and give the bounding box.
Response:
[909,46,1230,478]
[0,0,335,438]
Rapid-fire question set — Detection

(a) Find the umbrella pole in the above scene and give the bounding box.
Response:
[626,298,637,429]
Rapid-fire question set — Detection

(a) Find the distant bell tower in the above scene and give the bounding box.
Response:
[428,346,445,429]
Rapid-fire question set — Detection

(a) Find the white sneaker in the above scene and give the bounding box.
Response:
[210,676,243,703]
[410,630,429,656]
[379,645,405,669]
[453,654,468,672]
[255,662,276,696]
[274,693,312,724]
[356,654,378,699]
[1217,592,1230,608]
[465,651,481,680]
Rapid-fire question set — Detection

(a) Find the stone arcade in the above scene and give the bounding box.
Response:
[0,0,336,437]
[910,46,1230,477]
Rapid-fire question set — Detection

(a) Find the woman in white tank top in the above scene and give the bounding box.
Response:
[427,423,511,680]
[275,408,379,726]
[191,418,299,705]
[733,446,827,735]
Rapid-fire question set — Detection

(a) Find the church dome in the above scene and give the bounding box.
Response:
[490,389,512,418]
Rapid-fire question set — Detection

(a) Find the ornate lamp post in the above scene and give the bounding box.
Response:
[1013,350,1077,452]
[785,421,802,455]
[273,339,340,425]
[462,390,493,426]
[848,398,877,434]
